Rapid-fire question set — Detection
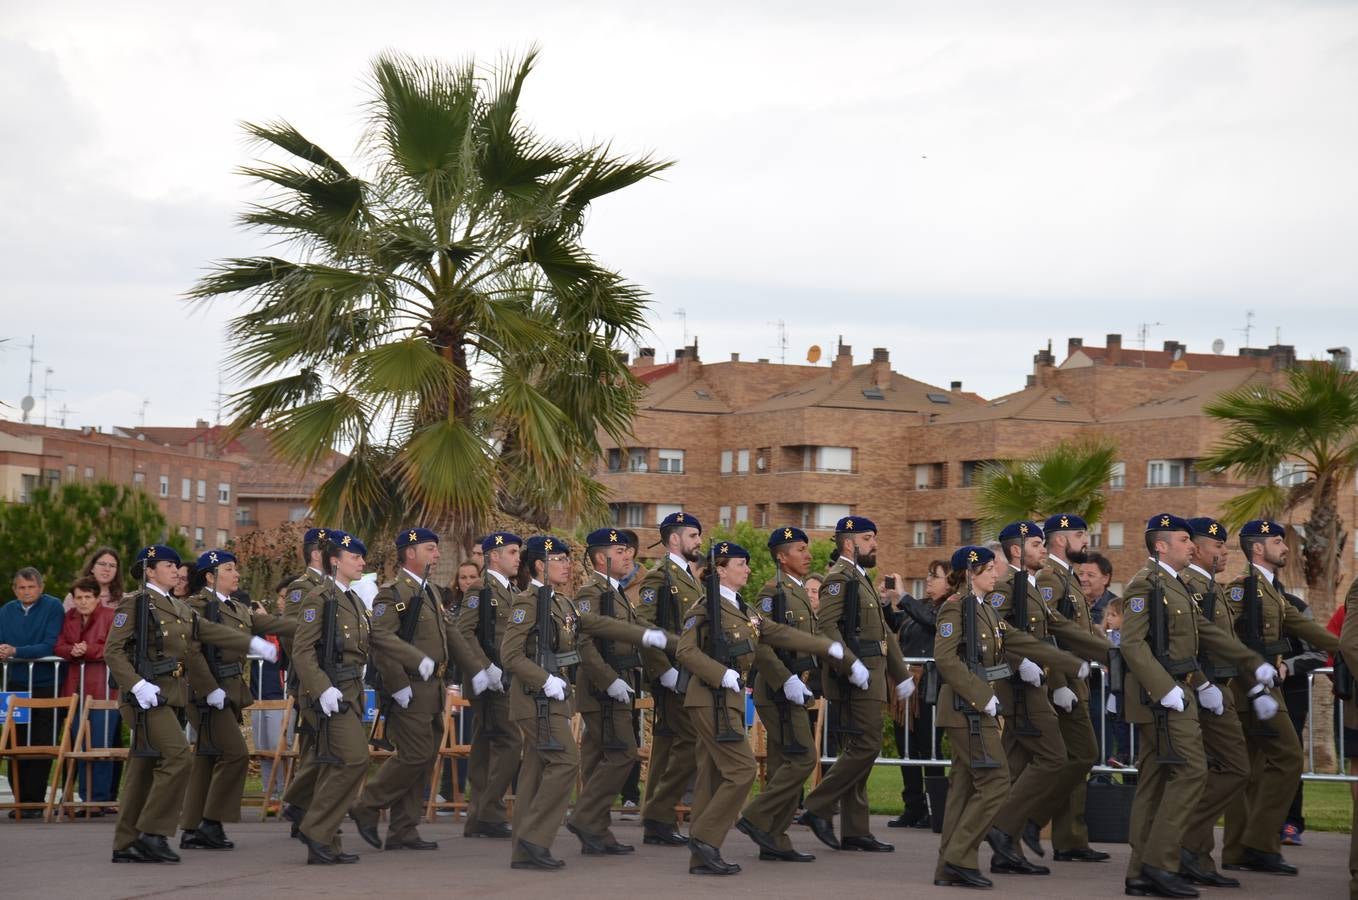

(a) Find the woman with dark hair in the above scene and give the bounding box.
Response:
[888,559,950,829]
[64,546,125,612]
[56,575,121,809]
[448,560,483,613]
[173,561,196,599]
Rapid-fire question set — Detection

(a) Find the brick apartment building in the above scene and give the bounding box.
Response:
[594,335,1358,612]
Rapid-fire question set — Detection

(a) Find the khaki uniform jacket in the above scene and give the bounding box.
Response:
[1340,579,1358,729]
[933,594,1011,728]
[281,568,326,653]
[1037,557,1112,701]
[1180,566,1244,682]
[292,581,424,708]
[185,588,295,711]
[106,586,254,709]
[816,558,896,701]
[751,573,819,702]
[1225,566,1340,664]
[574,571,645,714]
[985,569,1091,711]
[636,558,704,682]
[370,570,481,713]
[454,573,517,687]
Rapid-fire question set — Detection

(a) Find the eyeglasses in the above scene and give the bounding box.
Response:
[93,561,118,569]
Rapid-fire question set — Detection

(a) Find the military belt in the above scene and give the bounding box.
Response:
[1159,656,1201,677]
[554,650,582,669]
[856,641,883,658]
[605,652,642,670]
[331,664,363,685]
[213,661,244,680]
[982,663,1013,683]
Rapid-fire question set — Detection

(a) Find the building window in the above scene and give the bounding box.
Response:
[913,463,944,490]
[655,503,683,524]
[807,504,850,530]
[1107,522,1124,549]
[159,475,169,497]
[1274,462,1308,487]
[235,506,253,525]
[910,578,926,598]
[181,478,192,500]
[194,526,205,547]
[1109,461,1126,490]
[1089,521,1103,548]
[720,450,733,474]
[959,519,975,543]
[216,529,229,546]
[45,468,59,488]
[802,446,852,473]
[197,479,207,502]
[218,482,231,504]
[178,524,190,537]
[719,505,732,527]
[961,460,994,487]
[608,503,644,527]
[912,520,943,547]
[629,449,648,472]
[18,473,37,503]
[83,466,94,480]
[133,471,146,487]
[735,505,748,523]
[737,449,750,474]
[66,464,77,481]
[755,448,770,474]
[1147,459,1194,488]
[657,449,685,474]
[288,506,308,522]
[755,504,768,527]
[607,448,623,472]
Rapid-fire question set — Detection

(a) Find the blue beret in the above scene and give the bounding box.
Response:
[659,511,702,534]
[395,527,439,549]
[1187,517,1228,541]
[1239,519,1285,541]
[951,545,995,573]
[524,535,570,557]
[1043,513,1087,533]
[302,527,331,544]
[999,520,1044,542]
[1145,513,1192,535]
[586,527,628,549]
[481,532,522,552]
[196,549,237,570]
[768,526,809,549]
[327,530,368,556]
[137,544,181,566]
[835,515,876,534]
[711,541,750,560]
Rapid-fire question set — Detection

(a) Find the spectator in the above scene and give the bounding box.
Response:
[172,561,196,599]
[1077,551,1117,625]
[887,559,947,828]
[447,561,482,613]
[804,573,824,613]
[250,577,292,815]
[1279,589,1328,846]
[0,567,65,817]
[63,546,124,612]
[1325,603,1358,807]
[54,576,120,810]
[1101,598,1132,767]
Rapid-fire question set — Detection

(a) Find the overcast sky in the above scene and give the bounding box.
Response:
[2,0,1356,430]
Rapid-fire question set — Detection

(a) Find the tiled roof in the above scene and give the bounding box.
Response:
[1100,369,1270,423]
[929,385,1094,424]
[1065,346,1263,372]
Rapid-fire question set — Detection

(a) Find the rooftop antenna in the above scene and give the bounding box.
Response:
[22,336,38,423]
[139,399,151,428]
[769,319,788,364]
[42,367,64,427]
[674,307,688,348]
[1137,322,1163,367]
[1237,310,1255,348]
[57,403,76,428]
[216,369,224,426]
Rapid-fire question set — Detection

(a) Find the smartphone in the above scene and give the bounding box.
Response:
[884,576,897,590]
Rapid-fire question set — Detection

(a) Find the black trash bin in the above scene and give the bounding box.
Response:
[1084,778,1135,844]
[925,774,949,834]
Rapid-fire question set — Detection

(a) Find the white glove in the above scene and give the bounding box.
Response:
[205,688,227,710]
[1255,662,1279,688]
[1052,686,1077,712]
[471,668,491,696]
[983,695,1000,717]
[131,679,160,710]
[659,667,680,691]
[827,641,845,660]
[849,659,870,690]
[1077,661,1090,680]
[642,628,668,649]
[896,676,916,701]
[1159,685,1185,711]
[606,678,634,703]
[392,685,413,708]
[1105,694,1118,715]
[542,674,568,701]
[721,669,741,692]
[318,686,343,716]
[1251,689,1280,721]
[1018,658,1043,686]
[249,636,278,663]
[1196,682,1225,715]
[417,656,436,681]
[485,663,506,691]
[783,675,814,705]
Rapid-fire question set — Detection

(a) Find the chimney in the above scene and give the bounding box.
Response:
[1162,340,1185,356]
[196,419,209,429]
[613,350,628,365]
[730,353,740,362]
[830,338,854,383]
[950,380,963,393]
[1106,333,1123,366]
[633,347,656,374]
[1032,340,1055,387]
[676,342,701,375]
[1268,344,1296,371]
[870,347,891,390]
[1067,337,1083,357]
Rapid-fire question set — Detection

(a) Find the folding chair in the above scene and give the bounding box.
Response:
[58,697,128,820]
[244,699,295,821]
[809,697,827,785]
[424,691,472,821]
[751,713,769,788]
[0,694,77,822]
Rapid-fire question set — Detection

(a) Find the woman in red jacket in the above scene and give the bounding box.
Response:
[55,576,120,810]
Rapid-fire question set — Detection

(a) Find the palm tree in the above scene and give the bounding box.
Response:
[1201,361,1358,612]
[974,437,1119,535]
[188,49,672,549]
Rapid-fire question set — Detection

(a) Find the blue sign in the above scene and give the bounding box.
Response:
[745,692,755,727]
[363,689,378,723]
[0,692,31,725]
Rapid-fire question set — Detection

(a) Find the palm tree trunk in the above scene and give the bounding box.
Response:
[1304,478,1344,772]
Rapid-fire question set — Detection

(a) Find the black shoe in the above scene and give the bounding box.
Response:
[137,834,181,863]
[1023,821,1046,858]
[985,827,1025,867]
[642,819,689,846]
[385,837,438,850]
[795,810,840,850]
[282,803,305,824]
[191,819,234,850]
[179,830,207,850]
[469,821,513,839]
[567,822,608,854]
[689,838,739,875]
[1222,847,1297,876]
[690,862,741,875]
[112,843,160,864]
[990,856,1050,875]
[759,848,816,862]
[909,814,933,829]
[512,840,566,871]
[842,834,894,852]
[586,841,635,856]
[1179,848,1240,887]
[349,809,382,849]
[935,863,994,888]
[1054,847,1109,862]
[1125,876,1155,896]
[887,814,911,828]
[335,850,360,863]
[1140,865,1199,897]
[302,833,340,865]
[736,817,783,855]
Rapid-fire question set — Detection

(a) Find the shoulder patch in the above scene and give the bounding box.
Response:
[1229,587,1244,602]
[683,615,697,632]
[826,581,842,596]
[373,602,387,617]
[760,597,773,613]
[303,608,317,623]
[641,588,656,605]
[112,612,127,628]
[466,596,479,609]
[288,589,302,604]
[512,608,526,624]
[989,592,1005,608]
[1129,597,1145,614]
[939,621,953,638]
[1040,586,1053,601]
[578,599,590,613]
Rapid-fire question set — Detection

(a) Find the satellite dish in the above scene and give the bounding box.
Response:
[20,395,34,412]
[807,345,822,364]
[755,456,766,470]
[1211,338,1225,355]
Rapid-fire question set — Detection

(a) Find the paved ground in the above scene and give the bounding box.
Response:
[2,813,1349,898]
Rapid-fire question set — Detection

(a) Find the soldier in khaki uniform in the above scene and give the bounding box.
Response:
[799,516,914,853]
[280,527,331,837]
[1221,519,1340,875]
[738,526,824,862]
[291,532,431,864]
[350,527,485,852]
[635,511,706,846]
[453,531,522,839]
[178,550,295,851]
[676,541,842,875]
[1339,579,1358,900]
[501,535,671,869]
[106,545,278,864]
[1035,513,1113,863]
[1119,514,1273,898]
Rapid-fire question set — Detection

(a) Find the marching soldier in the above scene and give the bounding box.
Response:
[291,532,431,864]
[676,541,843,875]
[798,516,914,853]
[1036,513,1113,863]
[1221,519,1339,876]
[106,545,278,863]
[738,526,824,862]
[453,531,521,839]
[635,511,706,847]
[350,528,485,852]
[178,550,296,851]
[1120,514,1270,898]
[1340,579,1358,900]
[501,536,671,869]
[280,527,331,837]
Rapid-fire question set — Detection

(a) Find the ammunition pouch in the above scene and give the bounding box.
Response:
[212,661,243,680]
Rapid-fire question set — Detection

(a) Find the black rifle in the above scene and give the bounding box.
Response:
[369,564,433,751]
[703,545,750,742]
[1144,565,1187,764]
[1239,568,1283,737]
[130,564,176,759]
[957,585,1008,768]
[651,562,681,737]
[767,561,808,755]
[1195,576,1238,683]
[593,581,636,751]
[528,581,580,751]
[1055,567,1076,620]
[831,545,865,737]
[1107,647,1125,721]
[1004,567,1042,737]
[1335,650,1353,702]
[314,544,356,766]
[471,581,507,738]
[193,591,230,758]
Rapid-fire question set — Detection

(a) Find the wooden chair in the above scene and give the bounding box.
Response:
[751,713,769,788]
[0,694,78,822]
[424,691,472,821]
[243,699,295,821]
[809,697,827,785]
[58,697,127,820]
